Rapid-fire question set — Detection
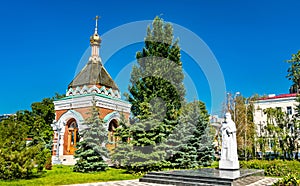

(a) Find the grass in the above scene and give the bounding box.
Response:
[0,165,141,186]
[2,160,299,185]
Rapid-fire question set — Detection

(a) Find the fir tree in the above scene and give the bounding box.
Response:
[73,99,108,172]
[127,16,185,122]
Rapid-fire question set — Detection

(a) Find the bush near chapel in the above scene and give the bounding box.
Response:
[0,97,58,180]
[0,117,47,179]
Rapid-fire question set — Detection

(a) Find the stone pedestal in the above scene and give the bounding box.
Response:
[219,159,240,170]
[140,168,265,186]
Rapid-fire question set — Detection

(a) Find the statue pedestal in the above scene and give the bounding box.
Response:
[140,168,265,185]
[219,159,239,170]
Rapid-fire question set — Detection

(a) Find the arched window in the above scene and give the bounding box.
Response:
[108,119,118,144]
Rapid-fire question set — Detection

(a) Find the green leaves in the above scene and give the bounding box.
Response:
[0,117,47,179]
[286,50,300,88]
[263,107,297,159]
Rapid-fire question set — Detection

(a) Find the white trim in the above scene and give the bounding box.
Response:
[103,111,121,130]
[66,85,121,98]
[54,94,131,113]
[54,110,84,158]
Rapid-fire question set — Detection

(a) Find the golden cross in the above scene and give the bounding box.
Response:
[94,15,101,33]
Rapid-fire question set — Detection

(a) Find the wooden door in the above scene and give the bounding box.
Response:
[64,120,78,155]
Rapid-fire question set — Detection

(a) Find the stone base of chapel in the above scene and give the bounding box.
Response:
[52,155,77,165]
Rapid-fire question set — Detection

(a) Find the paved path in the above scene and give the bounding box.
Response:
[247,177,281,186]
[65,177,280,186]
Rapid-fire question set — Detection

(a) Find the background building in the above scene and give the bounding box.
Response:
[0,114,12,122]
[253,93,299,155]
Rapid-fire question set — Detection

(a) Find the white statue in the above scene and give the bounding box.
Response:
[219,112,239,170]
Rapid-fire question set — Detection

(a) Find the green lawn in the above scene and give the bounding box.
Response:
[0,165,141,186]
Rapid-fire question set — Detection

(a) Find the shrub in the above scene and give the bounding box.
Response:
[273,174,300,186]
[0,119,49,180]
[240,160,300,177]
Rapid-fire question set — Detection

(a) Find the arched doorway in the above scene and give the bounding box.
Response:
[64,119,79,155]
[107,119,118,150]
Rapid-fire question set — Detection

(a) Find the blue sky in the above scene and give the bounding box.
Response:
[0,0,299,115]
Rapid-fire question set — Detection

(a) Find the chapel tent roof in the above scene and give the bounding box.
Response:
[68,57,119,90]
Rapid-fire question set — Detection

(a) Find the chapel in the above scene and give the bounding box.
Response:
[51,16,131,165]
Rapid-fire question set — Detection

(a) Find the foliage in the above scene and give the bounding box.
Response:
[240,160,300,178]
[0,165,141,186]
[274,174,300,186]
[34,148,52,171]
[0,95,66,179]
[185,101,214,167]
[73,99,109,173]
[158,110,196,169]
[113,114,168,172]
[15,97,55,147]
[114,16,185,173]
[263,107,297,159]
[163,101,214,168]
[226,93,257,159]
[0,116,46,179]
[127,15,185,122]
[293,96,300,160]
[112,101,214,172]
[242,160,300,185]
[286,50,300,91]
[111,113,131,167]
[113,119,169,173]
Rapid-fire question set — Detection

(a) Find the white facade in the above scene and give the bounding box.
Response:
[253,93,297,136]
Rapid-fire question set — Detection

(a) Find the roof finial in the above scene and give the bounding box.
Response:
[94,15,100,34]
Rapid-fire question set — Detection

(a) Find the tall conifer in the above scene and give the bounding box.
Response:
[116,16,186,172]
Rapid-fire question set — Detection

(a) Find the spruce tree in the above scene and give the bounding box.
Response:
[111,113,132,167]
[73,99,108,172]
[157,113,196,169]
[163,101,214,168]
[185,101,214,167]
[125,117,168,172]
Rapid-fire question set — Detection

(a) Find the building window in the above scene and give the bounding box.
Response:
[287,106,292,115]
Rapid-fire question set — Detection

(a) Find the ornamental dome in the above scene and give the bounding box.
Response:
[90,32,101,46]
